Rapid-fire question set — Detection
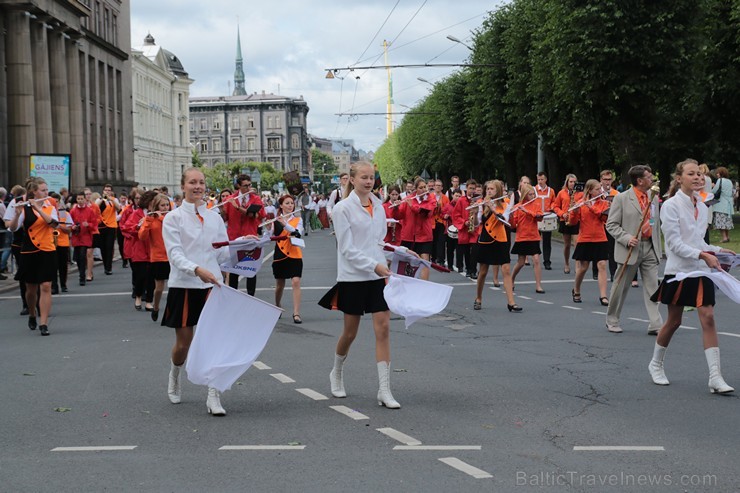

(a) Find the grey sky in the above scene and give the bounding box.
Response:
[131,0,501,151]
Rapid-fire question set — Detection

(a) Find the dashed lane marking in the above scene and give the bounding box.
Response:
[219,445,306,451]
[51,446,137,452]
[574,446,664,451]
[330,405,369,420]
[438,457,493,479]
[562,306,582,310]
[270,373,295,383]
[394,445,482,451]
[376,428,422,446]
[537,300,554,305]
[517,295,532,300]
[295,388,329,401]
[628,317,649,323]
[592,311,607,315]
[719,331,740,338]
[252,361,271,370]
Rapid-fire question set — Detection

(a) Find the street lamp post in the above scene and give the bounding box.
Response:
[446,35,473,51]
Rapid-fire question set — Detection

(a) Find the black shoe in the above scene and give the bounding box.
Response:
[79,279,86,286]
[122,261,129,269]
[28,316,37,330]
[544,263,552,271]
[39,325,49,336]
[470,273,478,280]
[20,307,29,316]
[61,286,68,293]
[105,270,112,275]
[0,273,7,280]
[151,310,159,322]
[51,287,59,295]
[507,304,523,312]
[592,274,598,280]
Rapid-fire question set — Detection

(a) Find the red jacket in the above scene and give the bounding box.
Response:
[224,192,266,240]
[383,202,403,246]
[570,198,610,242]
[451,195,477,245]
[510,200,543,242]
[552,188,584,221]
[120,207,149,262]
[69,205,99,248]
[138,215,168,262]
[398,193,436,243]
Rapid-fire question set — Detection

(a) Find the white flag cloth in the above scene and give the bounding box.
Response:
[383,243,432,278]
[714,253,740,272]
[219,235,272,277]
[383,274,453,328]
[185,285,281,392]
[668,270,740,304]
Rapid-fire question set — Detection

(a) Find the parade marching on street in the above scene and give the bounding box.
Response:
[1,220,738,492]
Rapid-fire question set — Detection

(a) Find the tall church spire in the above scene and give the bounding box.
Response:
[233,25,247,96]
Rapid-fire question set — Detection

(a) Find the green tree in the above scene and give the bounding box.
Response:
[191,148,203,167]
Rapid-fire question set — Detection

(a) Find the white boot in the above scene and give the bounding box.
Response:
[206,387,226,416]
[377,361,401,409]
[329,353,347,398]
[648,343,669,385]
[168,361,182,404]
[705,347,734,394]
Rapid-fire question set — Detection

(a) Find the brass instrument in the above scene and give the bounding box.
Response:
[209,192,218,201]
[390,221,397,243]
[566,188,577,225]
[468,205,476,233]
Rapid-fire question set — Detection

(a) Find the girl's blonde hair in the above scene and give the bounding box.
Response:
[584,179,600,196]
[343,161,374,199]
[149,193,171,212]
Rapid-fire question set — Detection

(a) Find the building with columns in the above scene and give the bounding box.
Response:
[189,28,311,176]
[0,0,134,192]
[132,34,193,191]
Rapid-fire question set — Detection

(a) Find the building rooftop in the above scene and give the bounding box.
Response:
[133,34,189,78]
[189,92,306,104]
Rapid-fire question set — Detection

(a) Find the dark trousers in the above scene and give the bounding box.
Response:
[131,261,153,302]
[229,273,256,296]
[116,228,126,264]
[446,237,457,269]
[98,227,116,272]
[432,223,446,262]
[74,246,88,281]
[541,231,552,265]
[457,243,472,273]
[12,245,27,309]
[470,243,479,275]
[592,230,617,280]
[54,246,69,289]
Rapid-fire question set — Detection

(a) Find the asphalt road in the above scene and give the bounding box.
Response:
[1,230,739,492]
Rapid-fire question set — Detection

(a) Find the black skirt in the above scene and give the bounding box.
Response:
[272,258,303,279]
[318,279,389,315]
[650,275,715,307]
[150,261,171,281]
[477,241,510,266]
[17,250,57,284]
[511,240,542,256]
[161,287,211,328]
[401,240,433,256]
[572,241,609,261]
[558,221,579,235]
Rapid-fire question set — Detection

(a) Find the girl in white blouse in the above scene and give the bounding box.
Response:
[319,162,401,408]
[648,159,735,393]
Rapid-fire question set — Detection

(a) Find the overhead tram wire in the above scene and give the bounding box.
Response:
[352,0,401,66]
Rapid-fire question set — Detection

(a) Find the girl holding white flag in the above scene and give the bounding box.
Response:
[272,194,304,324]
[161,167,231,415]
[648,159,735,394]
[319,161,401,409]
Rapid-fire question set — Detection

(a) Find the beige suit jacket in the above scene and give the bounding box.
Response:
[605,188,662,264]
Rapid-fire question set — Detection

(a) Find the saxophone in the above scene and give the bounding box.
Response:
[390,221,397,243]
[567,188,576,225]
[468,203,476,233]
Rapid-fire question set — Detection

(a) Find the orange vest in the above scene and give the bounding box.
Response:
[99,199,118,228]
[55,210,72,247]
[24,205,57,253]
[274,217,303,261]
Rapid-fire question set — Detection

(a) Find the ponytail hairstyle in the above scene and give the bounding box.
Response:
[584,179,601,197]
[385,185,401,203]
[277,194,295,215]
[562,173,577,190]
[343,161,374,199]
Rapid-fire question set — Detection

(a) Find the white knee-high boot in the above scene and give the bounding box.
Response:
[206,387,226,415]
[329,353,347,398]
[648,343,669,385]
[705,347,734,394]
[168,361,183,404]
[377,361,400,409]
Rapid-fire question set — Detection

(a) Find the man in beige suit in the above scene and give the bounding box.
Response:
[605,165,663,334]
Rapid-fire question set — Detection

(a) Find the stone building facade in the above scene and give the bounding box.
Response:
[0,0,133,191]
[132,34,193,191]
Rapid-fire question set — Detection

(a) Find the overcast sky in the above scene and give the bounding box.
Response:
[131,0,504,152]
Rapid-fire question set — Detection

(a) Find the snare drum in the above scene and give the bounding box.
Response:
[446,224,458,239]
[538,213,558,232]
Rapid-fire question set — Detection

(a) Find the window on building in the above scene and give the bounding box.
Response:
[231,116,240,130]
[104,7,110,41]
[94,1,101,34]
[179,124,184,146]
[291,133,300,149]
[213,139,221,152]
[213,120,221,131]
[292,116,299,126]
[267,137,280,152]
[178,93,183,111]
[199,140,208,153]
[231,138,240,152]
[112,14,118,46]
[275,116,281,128]
[292,157,300,169]
[248,116,255,128]
[247,137,255,151]
[267,117,273,129]
[200,119,207,131]
[189,120,194,132]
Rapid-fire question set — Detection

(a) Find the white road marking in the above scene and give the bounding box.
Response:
[680,325,699,331]
[518,295,532,300]
[438,457,493,479]
[270,373,295,383]
[295,388,329,400]
[719,331,740,338]
[592,311,607,315]
[628,317,649,323]
[252,361,271,370]
[537,300,554,305]
[329,405,369,420]
[219,445,305,450]
[51,446,137,452]
[573,446,665,451]
[376,428,422,446]
[393,445,482,451]
[562,306,582,310]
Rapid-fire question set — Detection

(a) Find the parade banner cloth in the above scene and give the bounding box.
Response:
[186,285,281,392]
[219,235,272,277]
[384,274,453,328]
[383,243,432,278]
[669,270,740,304]
[714,253,740,272]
